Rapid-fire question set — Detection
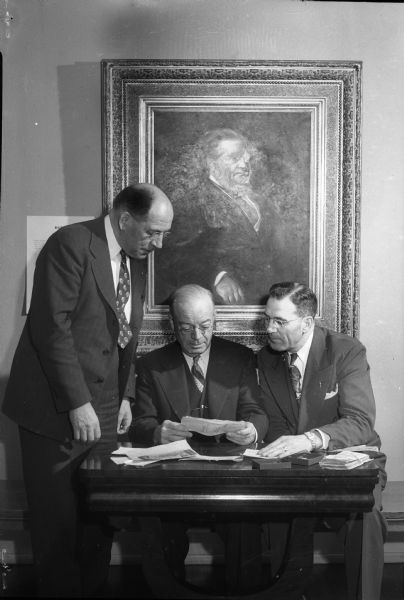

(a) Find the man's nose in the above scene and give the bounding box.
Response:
[191,327,203,340]
[151,234,163,249]
[238,154,250,169]
[266,321,277,333]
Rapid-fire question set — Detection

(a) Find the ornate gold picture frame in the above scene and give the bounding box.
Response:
[101,60,361,352]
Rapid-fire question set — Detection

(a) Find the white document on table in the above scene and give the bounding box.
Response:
[111,439,243,465]
[112,439,198,462]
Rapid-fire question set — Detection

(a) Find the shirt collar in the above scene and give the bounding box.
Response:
[104,213,121,260]
[290,329,314,367]
[182,345,211,373]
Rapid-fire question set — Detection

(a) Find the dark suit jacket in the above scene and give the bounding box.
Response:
[155,179,307,305]
[3,216,146,442]
[257,325,382,450]
[131,336,268,446]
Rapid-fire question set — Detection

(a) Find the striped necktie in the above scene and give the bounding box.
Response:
[289,352,301,399]
[116,249,133,349]
[192,355,205,393]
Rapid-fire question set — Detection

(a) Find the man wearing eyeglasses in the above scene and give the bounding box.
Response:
[257,281,387,600]
[132,283,267,446]
[131,284,268,589]
[3,183,173,597]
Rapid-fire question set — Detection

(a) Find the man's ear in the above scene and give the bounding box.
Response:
[302,315,314,333]
[168,315,175,332]
[118,211,130,231]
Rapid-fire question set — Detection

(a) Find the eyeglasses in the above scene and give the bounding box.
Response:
[144,231,171,241]
[263,316,301,329]
[178,323,213,335]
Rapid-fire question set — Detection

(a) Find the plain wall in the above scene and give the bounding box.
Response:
[0,0,403,481]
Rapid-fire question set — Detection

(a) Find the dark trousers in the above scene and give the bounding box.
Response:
[344,480,387,600]
[19,426,115,598]
[266,480,387,600]
[162,518,263,593]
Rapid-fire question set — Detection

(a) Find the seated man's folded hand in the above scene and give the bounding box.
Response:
[225,421,256,445]
[258,434,311,458]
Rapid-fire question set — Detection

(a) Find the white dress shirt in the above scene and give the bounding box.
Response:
[104,214,132,322]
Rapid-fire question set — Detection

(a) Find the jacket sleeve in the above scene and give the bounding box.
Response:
[236,352,269,442]
[28,228,95,412]
[317,342,378,449]
[131,358,161,446]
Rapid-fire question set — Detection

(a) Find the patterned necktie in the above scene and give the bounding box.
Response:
[116,249,132,349]
[289,352,301,399]
[192,355,205,393]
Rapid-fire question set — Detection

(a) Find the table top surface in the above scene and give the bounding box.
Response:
[78,442,380,515]
[79,441,380,481]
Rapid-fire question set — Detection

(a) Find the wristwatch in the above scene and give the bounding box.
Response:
[304,430,323,451]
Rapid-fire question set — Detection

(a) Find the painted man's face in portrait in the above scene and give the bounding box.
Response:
[208,138,251,191]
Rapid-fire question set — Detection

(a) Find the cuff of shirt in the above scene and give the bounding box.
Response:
[314,429,330,449]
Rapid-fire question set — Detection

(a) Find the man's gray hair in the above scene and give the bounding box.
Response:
[198,128,247,164]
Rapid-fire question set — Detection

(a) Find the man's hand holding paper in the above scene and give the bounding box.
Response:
[154,419,193,444]
[181,416,257,445]
[225,420,257,445]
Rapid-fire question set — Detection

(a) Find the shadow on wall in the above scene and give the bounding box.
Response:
[0,378,23,481]
[57,62,104,219]
[0,264,28,480]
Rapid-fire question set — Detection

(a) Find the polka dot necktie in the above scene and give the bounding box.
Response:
[116,249,133,349]
[192,355,205,394]
[289,352,301,400]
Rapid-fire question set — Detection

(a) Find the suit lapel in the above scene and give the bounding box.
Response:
[261,349,299,428]
[158,342,190,420]
[204,338,232,419]
[297,327,333,433]
[88,218,117,315]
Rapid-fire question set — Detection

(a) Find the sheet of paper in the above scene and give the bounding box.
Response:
[180,455,243,462]
[26,215,93,313]
[243,449,263,458]
[110,456,160,467]
[112,439,199,461]
[181,416,242,436]
[112,440,243,464]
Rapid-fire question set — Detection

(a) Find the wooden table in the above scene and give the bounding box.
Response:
[79,443,379,599]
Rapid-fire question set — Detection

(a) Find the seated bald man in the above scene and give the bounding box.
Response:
[131,284,268,590]
[132,283,268,446]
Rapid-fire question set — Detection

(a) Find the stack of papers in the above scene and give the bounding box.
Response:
[320,450,372,470]
[111,439,242,467]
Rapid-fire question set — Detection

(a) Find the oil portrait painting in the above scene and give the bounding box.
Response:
[153,112,311,306]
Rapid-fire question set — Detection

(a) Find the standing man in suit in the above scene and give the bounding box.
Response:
[132,284,268,591]
[2,183,173,597]
[257,281,387,600]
